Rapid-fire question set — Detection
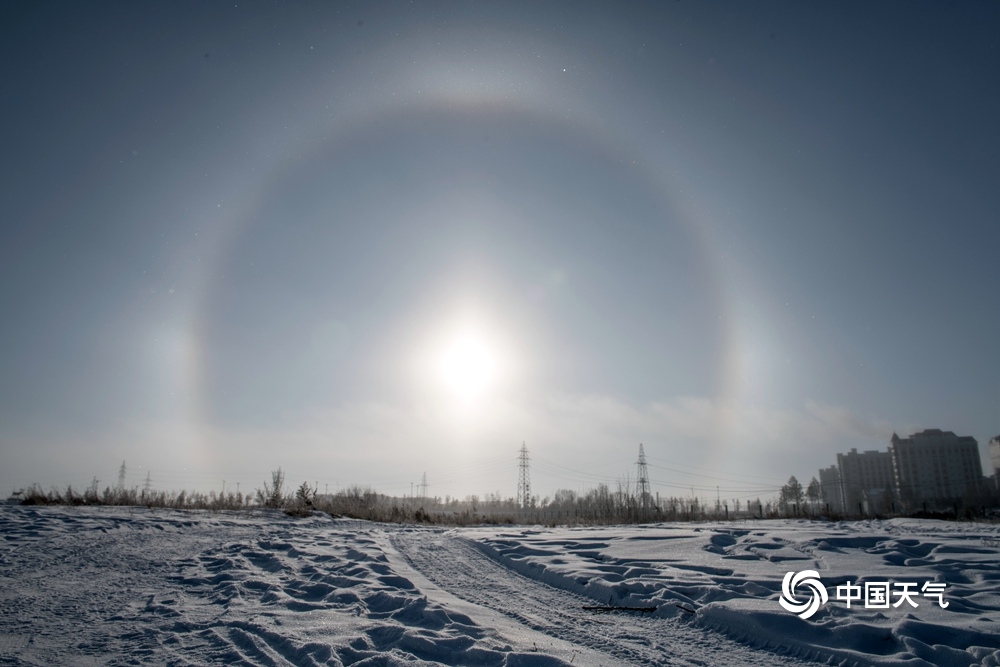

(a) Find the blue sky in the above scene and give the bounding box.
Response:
[2,1,998,500]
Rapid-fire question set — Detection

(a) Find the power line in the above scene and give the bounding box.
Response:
[644,461,785,487]
[532,455,619,485]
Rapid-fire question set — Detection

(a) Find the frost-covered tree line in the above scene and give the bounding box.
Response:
[11,461,802,525]
[16,462,991,524]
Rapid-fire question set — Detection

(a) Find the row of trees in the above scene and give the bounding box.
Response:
[25,464,990,525]
[778,475,824,509]
[14,466,801,524]
[15,479,252,511]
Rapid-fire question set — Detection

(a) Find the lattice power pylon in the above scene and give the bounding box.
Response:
[636,443,651,514]
[517,442,531,509]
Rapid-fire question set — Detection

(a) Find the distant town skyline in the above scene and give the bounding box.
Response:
[818,428,993,517]
[2,2,999,499]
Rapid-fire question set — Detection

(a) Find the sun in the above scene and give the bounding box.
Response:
[436,332,499,403]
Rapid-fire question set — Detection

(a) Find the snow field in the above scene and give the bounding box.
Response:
[2,506,1000,666]
[466,520,1000,666]
[0,507,568,666]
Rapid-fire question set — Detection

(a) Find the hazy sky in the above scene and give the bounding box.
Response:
[2,1,998,501]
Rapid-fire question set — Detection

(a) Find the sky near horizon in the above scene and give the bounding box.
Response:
[2,1,998,501]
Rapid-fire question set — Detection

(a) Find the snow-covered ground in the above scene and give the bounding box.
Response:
[2,506,999,666]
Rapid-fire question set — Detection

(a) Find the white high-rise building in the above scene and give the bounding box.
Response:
[836,448,895,514]
[889,429,982,509]
[989,435,1000,490]
[818,465,843,513]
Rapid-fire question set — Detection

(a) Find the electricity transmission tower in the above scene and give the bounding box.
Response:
[517,442,531,509]
[636,443,651,514]
[419,472,428,499]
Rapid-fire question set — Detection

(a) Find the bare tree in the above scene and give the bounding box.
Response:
[806,477,821,508]
[257,468,286,508]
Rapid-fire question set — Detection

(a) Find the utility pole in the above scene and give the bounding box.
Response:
[517,442,531,509]
[636,443,651,516]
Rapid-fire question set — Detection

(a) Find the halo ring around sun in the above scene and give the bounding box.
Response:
[184,86,738,469]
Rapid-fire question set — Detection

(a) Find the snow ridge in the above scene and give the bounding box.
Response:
[4,507,1000,666]
[393,528,806,666]
[465,521,1000,667]
[0,507,566,666]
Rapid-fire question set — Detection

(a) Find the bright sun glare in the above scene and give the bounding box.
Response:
[437,332,498,403]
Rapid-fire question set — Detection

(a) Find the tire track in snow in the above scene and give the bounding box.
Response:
[391,530,810,667]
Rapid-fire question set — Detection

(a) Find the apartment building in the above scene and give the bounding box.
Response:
[818,465,843,513]
[989,435,1000,490]
[889,429,982,509]
[836,448,895,514]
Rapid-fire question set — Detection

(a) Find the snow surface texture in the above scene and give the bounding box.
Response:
[1,506,998,666]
